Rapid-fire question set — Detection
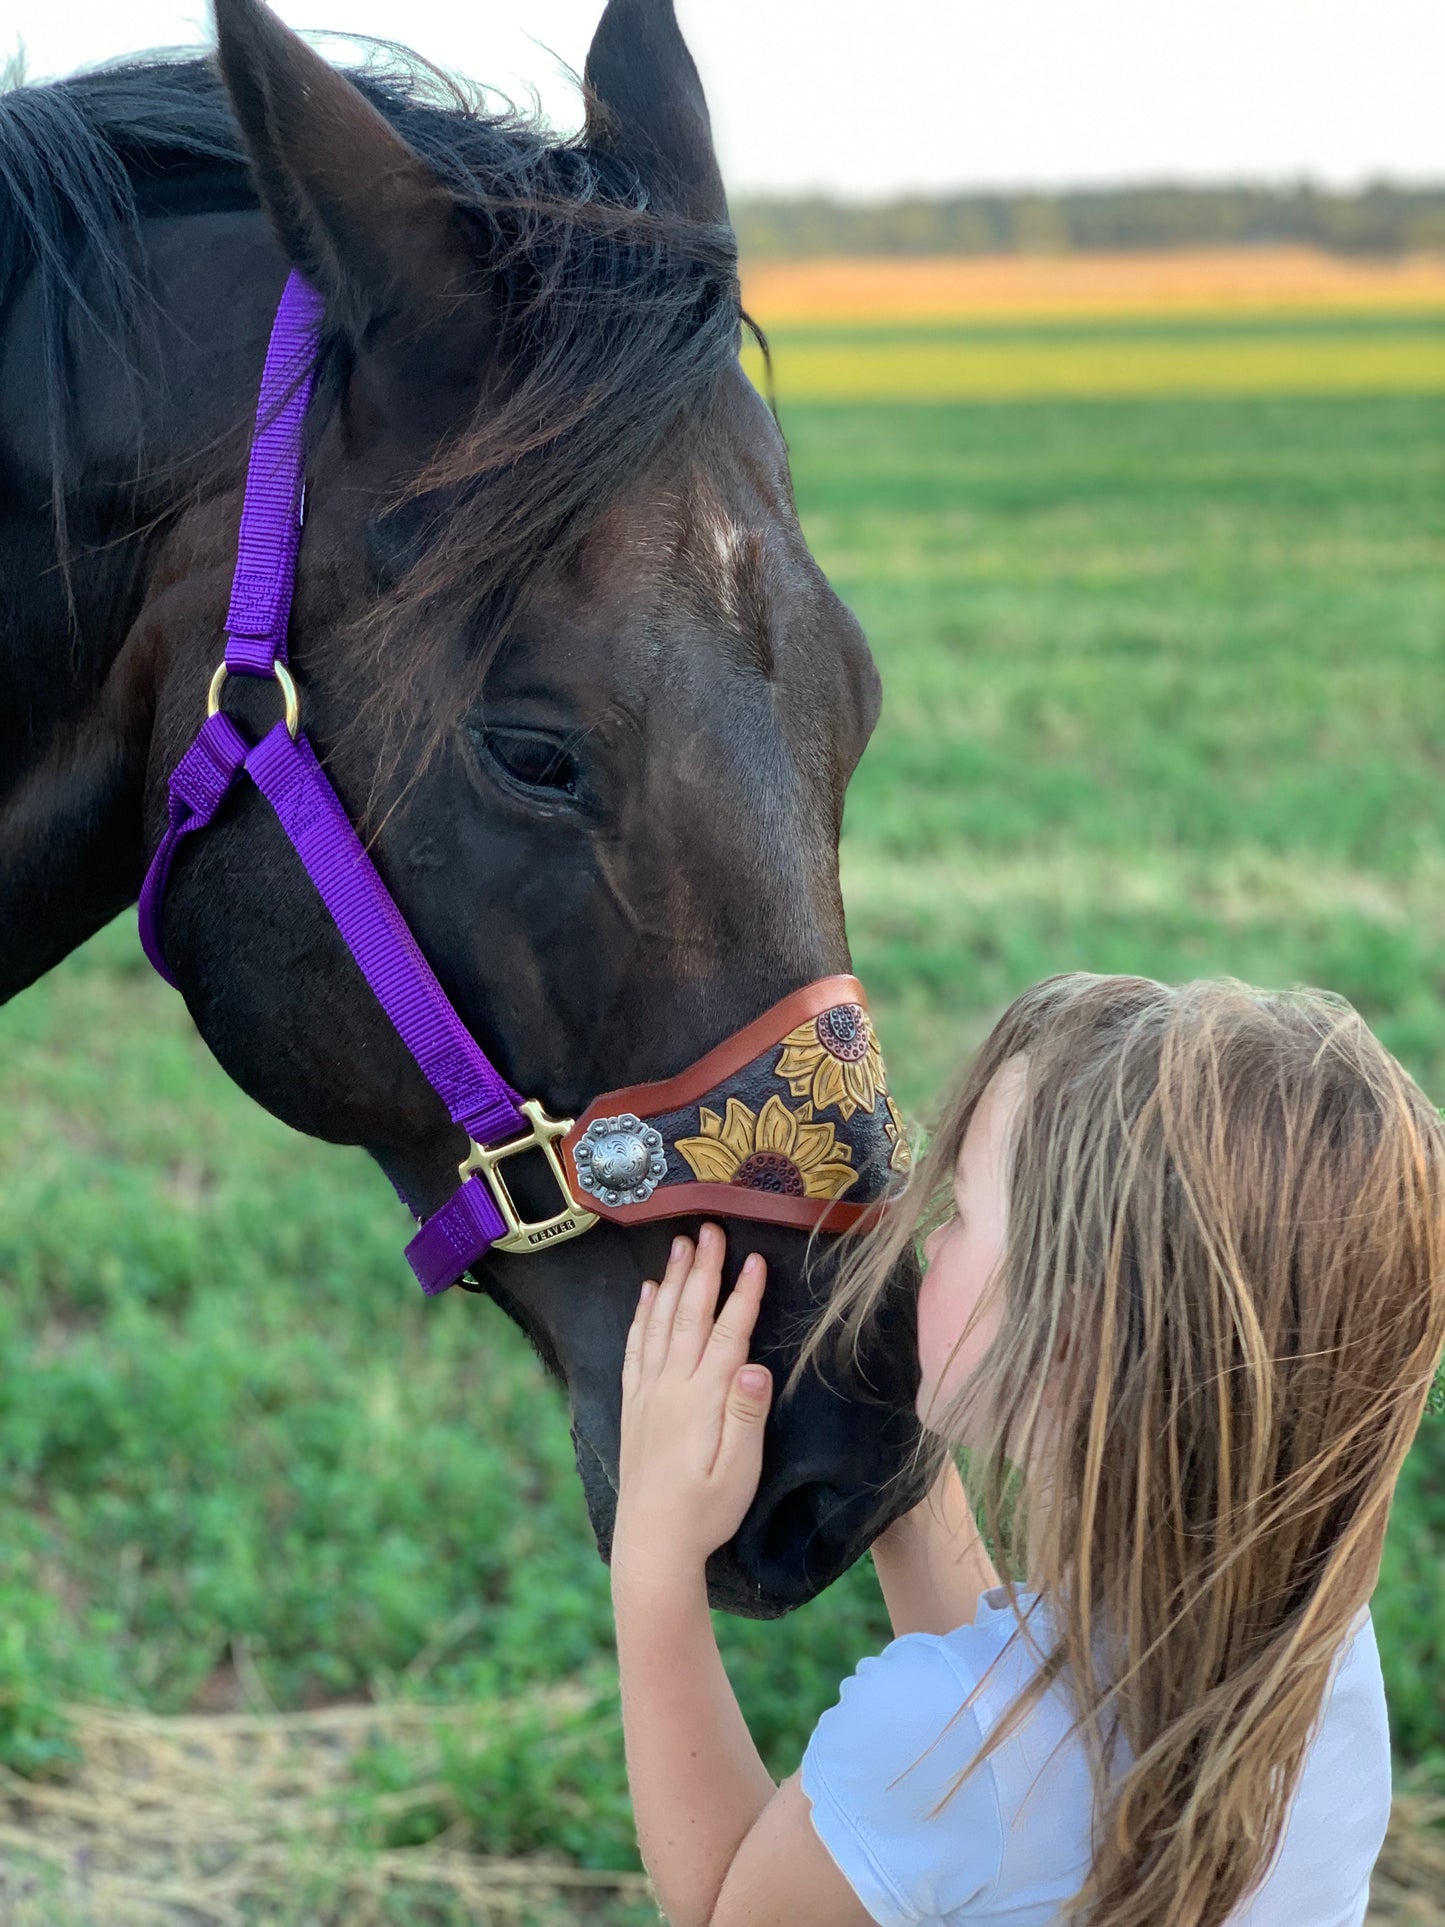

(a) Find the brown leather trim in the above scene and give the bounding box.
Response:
[568,1179,884,1235]
[567,974,865,1139]
[562,975,885,1234]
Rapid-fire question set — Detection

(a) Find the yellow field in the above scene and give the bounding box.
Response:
[739,248,1445,399]
[743,331,1445,400]
[741,248,1445,326]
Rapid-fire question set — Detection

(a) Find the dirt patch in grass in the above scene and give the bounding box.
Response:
[0,1702,1440,1925]
[0,1698,650,1926]
[1371,1781,1445,1926]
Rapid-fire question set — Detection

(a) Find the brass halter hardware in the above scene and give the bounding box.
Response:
[207,659,301,740]
[458,1098,599,1256]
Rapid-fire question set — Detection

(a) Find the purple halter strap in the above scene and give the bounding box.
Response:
[138,272,563,1296]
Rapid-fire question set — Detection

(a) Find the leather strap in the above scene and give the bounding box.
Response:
[563,974,885,1234]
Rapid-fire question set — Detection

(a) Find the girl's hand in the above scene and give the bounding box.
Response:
[613,1224,772,1590]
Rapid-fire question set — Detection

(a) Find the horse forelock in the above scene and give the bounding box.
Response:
[0,45,742,657]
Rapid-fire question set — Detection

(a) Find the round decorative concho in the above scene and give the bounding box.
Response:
[573,1115,669,1207]
[815,1003,871,1063]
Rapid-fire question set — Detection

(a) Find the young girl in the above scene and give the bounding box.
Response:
[611,973,1445,1927]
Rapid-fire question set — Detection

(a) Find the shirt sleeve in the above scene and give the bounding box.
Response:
[800,1632,1004,1927]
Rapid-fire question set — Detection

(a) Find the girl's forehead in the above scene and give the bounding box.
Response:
[956,1054,1029,1183]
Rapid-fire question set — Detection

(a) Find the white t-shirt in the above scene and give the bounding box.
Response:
[802,1589,1390,1927]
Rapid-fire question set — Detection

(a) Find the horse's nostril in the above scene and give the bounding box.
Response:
[756,1485,824,1575]
[739,1477,867,1601]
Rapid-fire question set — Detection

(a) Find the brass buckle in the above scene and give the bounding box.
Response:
[207,659,301,740]
[458,1099,599,1256]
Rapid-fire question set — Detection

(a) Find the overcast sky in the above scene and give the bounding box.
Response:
[12,1,1444,199]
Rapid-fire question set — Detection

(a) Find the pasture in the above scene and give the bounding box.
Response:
[1,255,1443,1919]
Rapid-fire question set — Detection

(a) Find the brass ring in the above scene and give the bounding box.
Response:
[206,659,301,740]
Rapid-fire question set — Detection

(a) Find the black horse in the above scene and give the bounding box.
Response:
[0,0,921,1615]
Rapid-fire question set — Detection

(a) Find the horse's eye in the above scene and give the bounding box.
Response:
[478,728,580,797]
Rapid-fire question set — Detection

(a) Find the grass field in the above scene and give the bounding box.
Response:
[2,265,1444,1919]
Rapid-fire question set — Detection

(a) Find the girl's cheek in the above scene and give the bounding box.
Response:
[914,1269,951,1411]
[917,1272,1005,1433]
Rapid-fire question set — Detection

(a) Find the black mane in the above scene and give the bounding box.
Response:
[0,49,744,666]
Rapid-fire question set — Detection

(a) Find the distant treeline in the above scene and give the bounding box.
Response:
[733,184,1445,258]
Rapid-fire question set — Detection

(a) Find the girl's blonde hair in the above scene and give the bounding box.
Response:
[804,973,1445,1927]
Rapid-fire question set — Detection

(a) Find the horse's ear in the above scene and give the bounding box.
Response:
[584,0,729,225]
[213,0,481,348]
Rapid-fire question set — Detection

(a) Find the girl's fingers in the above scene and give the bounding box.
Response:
[622,1278,656,1397]
[669,1221,727,1369]
[712,1362,773,1492]
[639,1234,694,1373]
[706,1252,767,1374]
[660,1234,695,1295]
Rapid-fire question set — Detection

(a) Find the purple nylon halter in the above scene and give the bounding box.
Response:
[139,272,530,1297]
[139,275,908,1297]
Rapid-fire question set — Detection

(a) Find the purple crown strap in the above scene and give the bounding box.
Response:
[224,273,326,672]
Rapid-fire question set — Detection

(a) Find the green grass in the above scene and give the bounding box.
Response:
[816,396,1445,1097]
[1,387,1443,1908]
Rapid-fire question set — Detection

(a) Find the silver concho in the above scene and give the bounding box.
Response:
[573,1114,668,1207]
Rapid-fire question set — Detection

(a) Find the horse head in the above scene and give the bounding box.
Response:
[8,0,924,1614]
